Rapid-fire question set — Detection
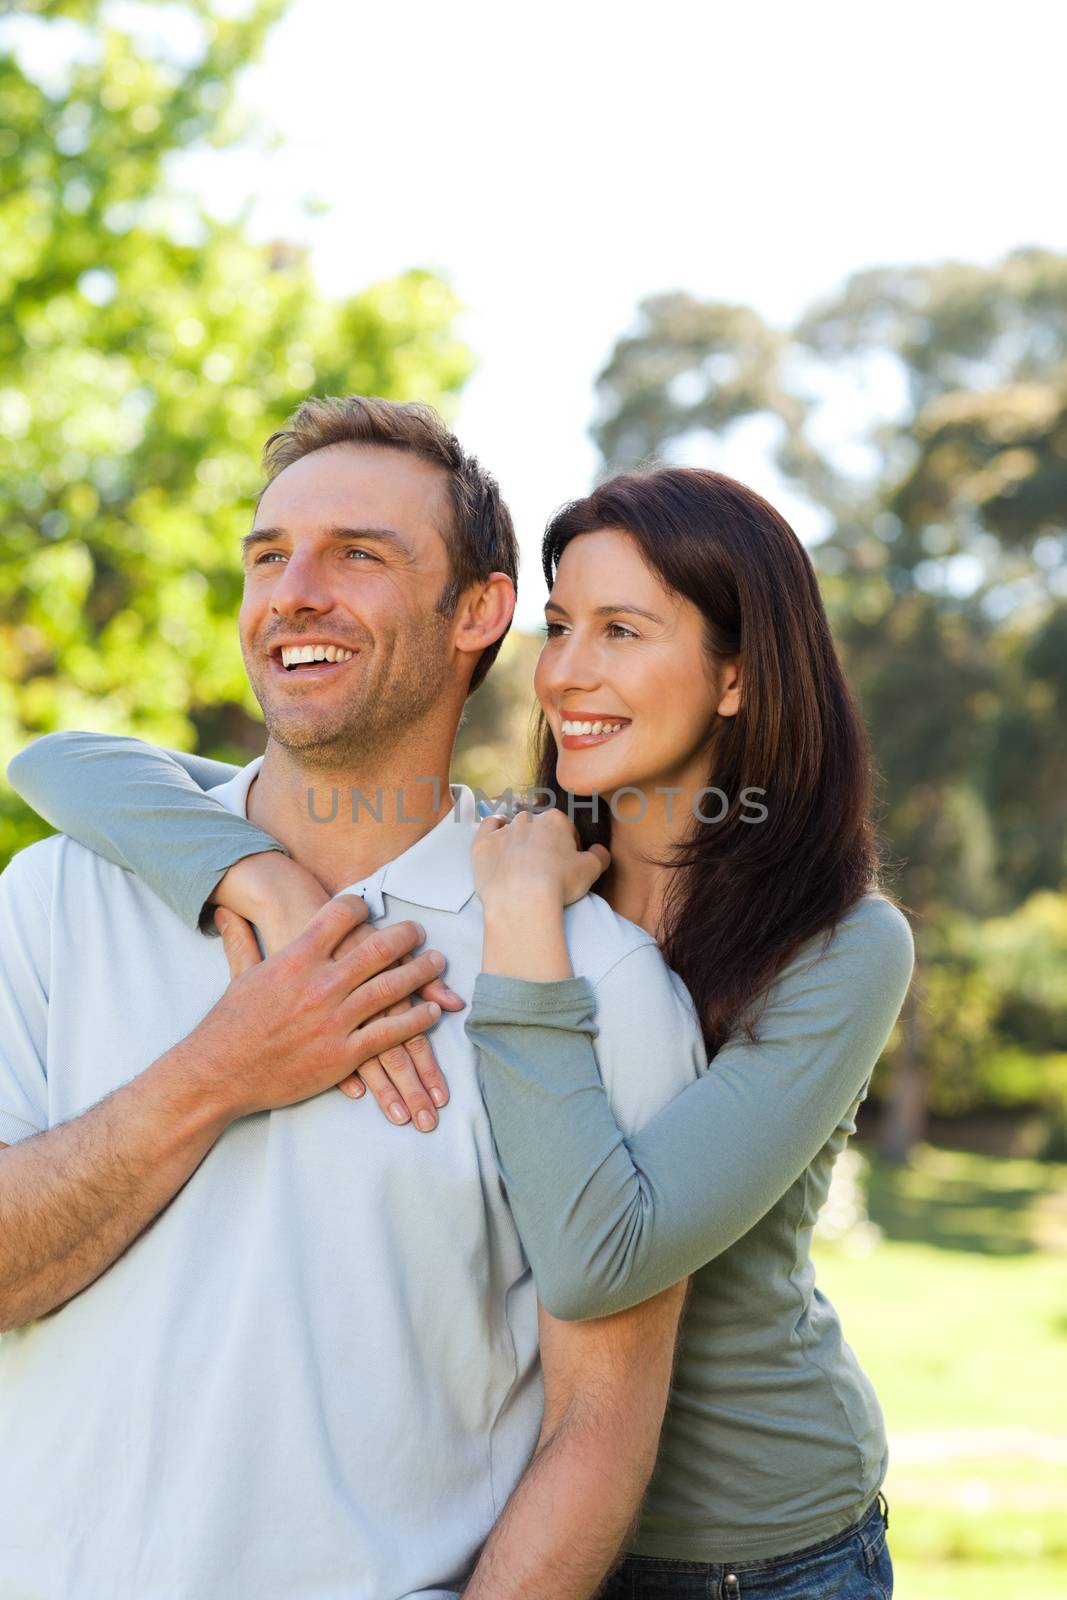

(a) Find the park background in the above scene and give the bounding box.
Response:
[1,2,1065,1594]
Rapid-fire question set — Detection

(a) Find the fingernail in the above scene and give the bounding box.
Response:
[430,951,445,970]
[427,1001,441,1019]
[416,1111,436,1132]
[430,1087,447,1107]
[389,1102,409,1124]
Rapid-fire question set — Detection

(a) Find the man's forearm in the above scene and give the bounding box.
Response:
[0,1043,234,1331]
[462,1408,656,1600]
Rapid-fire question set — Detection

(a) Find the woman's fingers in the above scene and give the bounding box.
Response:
[214,907,263,979]
[337,997,451,1128]
[418,974,465,1011]
[349,1040,442,1131]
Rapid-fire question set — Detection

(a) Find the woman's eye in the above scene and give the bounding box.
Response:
[542,622,567,638]
[606,622,638,639]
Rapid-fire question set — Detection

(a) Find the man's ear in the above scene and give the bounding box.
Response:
[717,658,741,718]
[453,572,516,660]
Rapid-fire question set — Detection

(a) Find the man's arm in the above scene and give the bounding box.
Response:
[0,896,445,1332]
[462,1279,689,1600]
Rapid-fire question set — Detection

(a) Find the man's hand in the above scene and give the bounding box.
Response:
[190,894,446,1123]
[463,1279,689,1599]
[212,853,462,1131]
[0,895,443,1332]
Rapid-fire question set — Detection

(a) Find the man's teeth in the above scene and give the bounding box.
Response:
[561,719,627,737]
[280,644,355,668]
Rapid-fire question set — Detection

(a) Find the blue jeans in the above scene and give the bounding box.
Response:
[601,1495,892,1598]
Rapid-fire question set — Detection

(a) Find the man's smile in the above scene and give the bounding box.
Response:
[267,639,360,681]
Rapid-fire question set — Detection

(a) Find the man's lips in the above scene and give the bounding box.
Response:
[267,650,358,682]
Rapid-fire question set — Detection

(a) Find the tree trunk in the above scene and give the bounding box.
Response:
[876,978,929,1164]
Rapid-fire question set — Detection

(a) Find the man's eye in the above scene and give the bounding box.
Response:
[254,552,285,564]
[345,548,376,560]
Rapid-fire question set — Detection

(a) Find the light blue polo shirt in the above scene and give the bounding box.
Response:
[0,758,704,1600]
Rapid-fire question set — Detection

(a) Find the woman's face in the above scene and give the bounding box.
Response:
[535,528,737,801]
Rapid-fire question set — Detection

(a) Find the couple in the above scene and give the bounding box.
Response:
[0,395,913,1599]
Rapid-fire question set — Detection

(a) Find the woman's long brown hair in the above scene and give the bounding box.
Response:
[535,466,883,1059]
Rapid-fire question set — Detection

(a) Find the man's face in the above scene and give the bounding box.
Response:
[239,443,459,766]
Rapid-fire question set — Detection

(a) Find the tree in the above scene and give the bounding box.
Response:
[0,1,472,862]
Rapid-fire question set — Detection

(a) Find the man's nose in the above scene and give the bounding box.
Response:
[269,548,333,616]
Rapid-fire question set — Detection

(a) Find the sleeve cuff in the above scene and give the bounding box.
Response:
[193,842,290,937]
[469,972,597,1023]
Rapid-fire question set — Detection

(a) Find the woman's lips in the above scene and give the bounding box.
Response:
[559,722,629,751]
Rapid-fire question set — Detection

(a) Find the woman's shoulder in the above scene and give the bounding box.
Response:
[776,892,915,1007]
[834,892,914,959]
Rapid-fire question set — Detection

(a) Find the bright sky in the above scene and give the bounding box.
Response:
[16,0,1067,627]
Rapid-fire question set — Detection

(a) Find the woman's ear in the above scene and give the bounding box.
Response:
[717,658,741,718]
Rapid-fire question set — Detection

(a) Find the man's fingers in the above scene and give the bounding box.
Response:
[350,1001,441,1073]
[214,908,263,979]
[334,934,438,1004]
[295,893,372,958]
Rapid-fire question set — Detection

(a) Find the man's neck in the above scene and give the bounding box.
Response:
[246,740,456,896]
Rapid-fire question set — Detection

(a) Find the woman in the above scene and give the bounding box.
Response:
[9,466,911,1597]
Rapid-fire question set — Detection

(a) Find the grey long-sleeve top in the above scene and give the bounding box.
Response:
[7,731,916,1563]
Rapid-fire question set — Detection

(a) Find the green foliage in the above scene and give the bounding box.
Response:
[0,1,472,861]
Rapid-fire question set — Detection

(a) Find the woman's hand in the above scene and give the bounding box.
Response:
[210,854,462,1132]
[472,807,610,910]
[472,808,610,983]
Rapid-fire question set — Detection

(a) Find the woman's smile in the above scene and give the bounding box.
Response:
[558,712,632,751]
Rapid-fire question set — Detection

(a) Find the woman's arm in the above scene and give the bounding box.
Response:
[465,894,915,1320]
[6,732,288,932]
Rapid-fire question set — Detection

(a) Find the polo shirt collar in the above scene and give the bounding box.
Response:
[209,757,478,917]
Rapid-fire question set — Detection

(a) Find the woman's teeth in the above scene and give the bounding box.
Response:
[561,719,627,737]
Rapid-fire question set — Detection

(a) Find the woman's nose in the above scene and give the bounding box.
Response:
[541,631,601,694]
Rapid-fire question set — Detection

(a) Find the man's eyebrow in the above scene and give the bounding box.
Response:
[241,525,414,555]
[544,599,664,624]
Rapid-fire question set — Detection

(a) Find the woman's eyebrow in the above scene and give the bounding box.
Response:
[545,598,663,624]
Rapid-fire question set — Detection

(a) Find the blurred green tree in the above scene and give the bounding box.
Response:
[0,0,472,861]
[591,250,1067,1158]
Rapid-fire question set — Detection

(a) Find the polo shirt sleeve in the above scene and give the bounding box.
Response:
[0,846,53,1145]
[6,733,287,933]
[466,895,914,1321]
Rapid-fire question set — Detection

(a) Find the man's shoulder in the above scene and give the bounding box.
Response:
[0,833,66,900]
[562,890,661,987]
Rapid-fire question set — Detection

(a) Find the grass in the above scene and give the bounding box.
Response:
[813,1146,1067,1597]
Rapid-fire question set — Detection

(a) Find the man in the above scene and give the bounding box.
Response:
[0,398,701,1598]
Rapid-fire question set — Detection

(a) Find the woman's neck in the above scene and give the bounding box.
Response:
[601,783,693,939]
